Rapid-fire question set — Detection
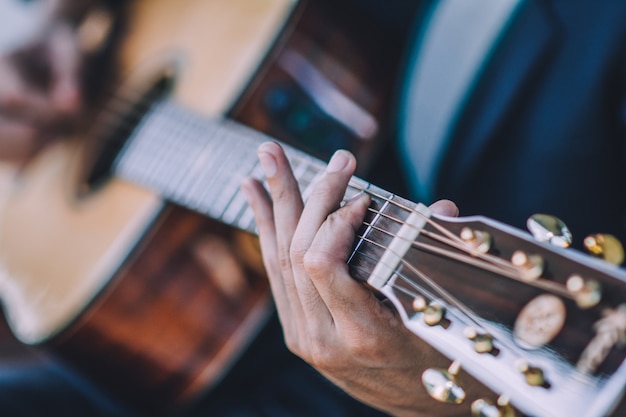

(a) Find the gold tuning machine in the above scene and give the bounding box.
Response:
[423,304,446,326]
[515,359,546,387]
[526,214,573,248]
[463,327,495,354]
[584,233,625,266]
[421,361,466,404]
[471,395,516,417]
[460,227,492,253]
[411,296,447,326]
[566,275,601,309]
[511,250,544,281]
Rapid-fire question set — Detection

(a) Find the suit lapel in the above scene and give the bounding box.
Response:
[436,0,559,196]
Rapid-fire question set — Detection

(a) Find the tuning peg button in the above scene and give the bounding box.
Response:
[584,233,625,265]
[423,303,446,326]
[471,395,516,417]
[422,361,466,404]
[515,360,546,387]
[511,251,544,281]
[412,295,428,312]
[460,227,492,253]
[566,275,601,309]
[527,214,572,248]
[463,327,495,354]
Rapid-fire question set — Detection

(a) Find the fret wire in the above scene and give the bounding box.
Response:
[175,140,223,195]
[207,146,257,216]
[348,192,386,265]
[115,100,416,230]
[168,128,226,206]
[222,198,248,228]
[113,99,578,329]
[220,162,261,225]
[117,102,427,238]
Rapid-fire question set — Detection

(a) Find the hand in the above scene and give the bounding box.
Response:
[242,141,471,417]
[0,1,83,163]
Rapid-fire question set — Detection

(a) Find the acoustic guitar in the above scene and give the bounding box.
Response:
[0,0,409,413]
[0,1,625,417]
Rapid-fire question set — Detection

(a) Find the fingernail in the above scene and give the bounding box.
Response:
[326,150,349,173]
[258,152,277,178]
[341,191,367,207]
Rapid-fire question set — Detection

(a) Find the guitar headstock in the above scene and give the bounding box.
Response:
[347,192,626,417]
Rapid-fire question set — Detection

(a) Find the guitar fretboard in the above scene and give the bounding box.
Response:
[113,100,390,235]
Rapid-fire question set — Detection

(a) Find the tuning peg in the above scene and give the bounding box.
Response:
[423,303,446,326]
[511,250,544,281]
[460,227,492,253]
[421,360,466,404]
[463,327,495,354]
[471,395,516,417]
[566,275,601,309]
[412,295,428,312]
[526,214,572,248]
[515,359,546,387]
[583,233,625,265]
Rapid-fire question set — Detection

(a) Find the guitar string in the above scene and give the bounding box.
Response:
[293,165,572,298]
[360,203,519,273]
[361,220,519,280]
[100,104,511,340]
[91,86,573,300]
[352,236,489,330]
[83,81,593,381]
[350,242,536,358]
[351,250,526,359]
[357,216,573,299]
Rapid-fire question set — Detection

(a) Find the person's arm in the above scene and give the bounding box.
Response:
[242,141,481,417]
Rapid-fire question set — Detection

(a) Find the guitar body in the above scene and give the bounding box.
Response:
[0,0,407,412]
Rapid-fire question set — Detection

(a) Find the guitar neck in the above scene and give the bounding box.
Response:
[113,100,403,235]
[113,99,626,417]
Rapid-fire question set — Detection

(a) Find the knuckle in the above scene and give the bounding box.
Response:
[302,248,329,277]
[307,337,336,368]
[325,210,344,227]
[289,240,308,263]
[325,210,355,235]
[270,184,290,202]
[277,247,292,271]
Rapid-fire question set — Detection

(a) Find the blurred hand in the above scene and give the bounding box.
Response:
[242,142,471,417]
[0,1,83,163]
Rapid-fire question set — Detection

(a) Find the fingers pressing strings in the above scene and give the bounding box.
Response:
[287,147,360,327]
[245,142,310,340]
[303,191,388,327]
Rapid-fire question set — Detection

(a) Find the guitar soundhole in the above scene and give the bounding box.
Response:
[80,66,177,193]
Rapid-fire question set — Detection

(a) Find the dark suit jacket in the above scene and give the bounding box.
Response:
[392,0,626,248]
